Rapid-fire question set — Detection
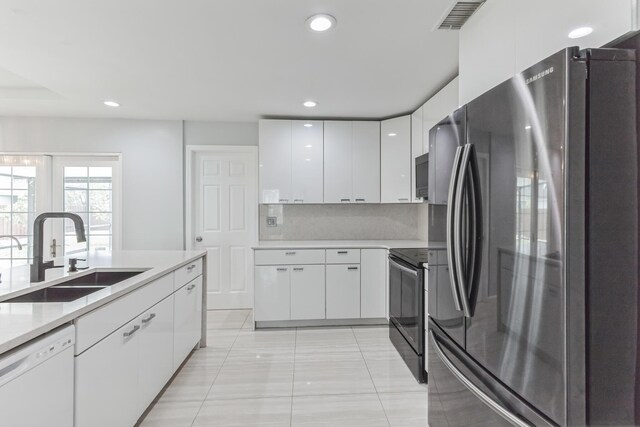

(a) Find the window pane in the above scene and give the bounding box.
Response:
[13,239,31,259]
[0,245,11,259]
[65,234,88,254]
[13,167,36,178]
[65,167,88,178]
[65,190,88,212]
[89,167,112,178]
[12,189,31,212]
[89,213,112,234]
[0,174,11,189]
[0,190,11,212]
[11,213,31,235]
[89,190,112,212]
[65,179,88,190]
[0,213,10,234]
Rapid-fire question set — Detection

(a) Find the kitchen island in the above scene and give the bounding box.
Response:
[0,250,207,427]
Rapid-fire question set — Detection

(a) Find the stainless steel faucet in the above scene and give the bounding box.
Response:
[31,212,86,283]
[0,235,22,250]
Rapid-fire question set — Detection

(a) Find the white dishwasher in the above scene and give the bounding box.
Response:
[0,325,75,427]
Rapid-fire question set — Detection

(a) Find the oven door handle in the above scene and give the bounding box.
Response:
[429,331,533,427]
[389,258,418,277]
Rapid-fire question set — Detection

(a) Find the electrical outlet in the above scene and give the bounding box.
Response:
[266,216,277,227]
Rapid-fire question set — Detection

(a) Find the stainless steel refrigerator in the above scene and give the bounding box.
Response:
[428,41,639,426]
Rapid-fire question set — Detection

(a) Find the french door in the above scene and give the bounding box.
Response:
[0,154,121,268]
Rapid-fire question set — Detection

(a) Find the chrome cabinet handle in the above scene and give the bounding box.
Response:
[276,267,288,272]
[285,251,296,256]
[337,251,348,254]
[347,266,358,271]
[355,198,365,202]
[123,325,140,338]
[186,283,196,291]
[141,313,156,324]
[186,264,196,272]
[294,199,304,203]
[429,331,531,427]
[446,146,465,313]
[293,267,304,272]
[398,198,409,201]
[279,199,289,203]
[340,198,350,202]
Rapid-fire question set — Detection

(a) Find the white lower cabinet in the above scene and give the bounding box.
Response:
[326,264,361,319]
[360,249,387,318]
[138,296,174,414]
[173,276,203,370]
[75,318,140,427]
[255,265,291,321]
[290,265,325,320]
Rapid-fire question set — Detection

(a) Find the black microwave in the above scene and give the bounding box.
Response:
[415,153,429,199]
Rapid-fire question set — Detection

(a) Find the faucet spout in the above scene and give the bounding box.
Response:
[31,212,87,282]
[0,235,22,250]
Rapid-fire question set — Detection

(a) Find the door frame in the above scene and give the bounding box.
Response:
[185,145,259,309]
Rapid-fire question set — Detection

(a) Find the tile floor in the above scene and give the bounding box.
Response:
[139,309,428,427]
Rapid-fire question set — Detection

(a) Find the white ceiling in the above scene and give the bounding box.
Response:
[0,0,459,121]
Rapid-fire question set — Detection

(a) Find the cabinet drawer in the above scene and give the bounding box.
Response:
[326,249,361,264]
[75,273,174,355]
[175,258,203,291]
[255,249,325,265]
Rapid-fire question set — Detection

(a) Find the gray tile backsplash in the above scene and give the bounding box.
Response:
[259,203,430,241]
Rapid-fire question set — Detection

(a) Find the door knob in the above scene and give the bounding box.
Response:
[195,236,203,242]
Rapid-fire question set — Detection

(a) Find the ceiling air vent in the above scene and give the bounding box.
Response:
[436,1,485,30]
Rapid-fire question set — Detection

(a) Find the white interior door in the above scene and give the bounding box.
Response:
[190,147,257,309]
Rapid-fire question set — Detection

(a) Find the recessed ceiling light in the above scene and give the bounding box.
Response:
[304,123,313,127]
[305,144,313,148]
[388,133,397,137]
[525,125,532,130]
[303,100,317,108]
[305,158,311,162]
[568,26,593,39]
[103,100,120,107]
[306,14,336,32]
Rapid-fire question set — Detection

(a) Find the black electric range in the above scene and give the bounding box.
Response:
[388,247,430,383]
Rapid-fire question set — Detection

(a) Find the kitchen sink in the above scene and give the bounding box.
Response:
[4,270,145,303]
[5,286,106,303]
[56,271,143,287]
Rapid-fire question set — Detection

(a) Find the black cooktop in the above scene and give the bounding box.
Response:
[389,247,431,268]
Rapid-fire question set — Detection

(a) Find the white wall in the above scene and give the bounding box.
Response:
[459,0,636,104]
[0,117,184,250]
[184,121,258,146]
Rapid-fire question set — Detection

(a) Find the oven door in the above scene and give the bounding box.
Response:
[389,255,423,354]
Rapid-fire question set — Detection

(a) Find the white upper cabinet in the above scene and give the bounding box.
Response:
[352,121,380,203]
[324,121,380,204]
[259,120,292,203]
[411,107,424,203]
[259,119,323,204]
[381,115,411,203]
[292,121,324,203]
[324,121,353,203]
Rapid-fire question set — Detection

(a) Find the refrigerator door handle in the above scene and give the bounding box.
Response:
[429,331,533,427]
[454,144,473,318]
[446,146,465,312]
[466,144,483,317]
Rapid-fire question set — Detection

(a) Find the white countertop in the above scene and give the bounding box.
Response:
[0,250,205,355]
[253,240,446,250]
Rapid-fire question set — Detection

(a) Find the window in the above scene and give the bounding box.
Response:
[63,166,114,254]
[0,165,36,268]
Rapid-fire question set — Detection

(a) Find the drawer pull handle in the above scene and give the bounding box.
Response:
[186,264,196,272]
[123,325,140,338]
[355,198,365,202]
[285,252,296,256]
[348,267,359,271]
[279,199,289,203]
[277,268,288,272]
[186,284,196,291]
[398,198,409,201]
[340,198,350,202]
[141,313,156,324]
[294,199,304,203]
[293,267,304,272]
[337,251,348,254]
